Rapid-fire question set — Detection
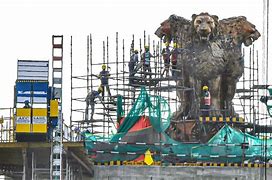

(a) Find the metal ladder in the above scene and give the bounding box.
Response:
[51,35,63,180]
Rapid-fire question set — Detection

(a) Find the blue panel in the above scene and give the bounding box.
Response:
[51,118,58,127]
[17,93,47,98]
[33,82,48,92]
[32,94,48,98]
[16,82,31,98]
[16,82,32,92]
[33,82,48,98]
[17,94,31,97]
[16,81,49,99]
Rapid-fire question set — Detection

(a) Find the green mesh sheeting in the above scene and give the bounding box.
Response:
[268,88,272,96]
[110,87,170,142]
[117,95,124,124]
[84,88,272,163]
[192,125,272,162]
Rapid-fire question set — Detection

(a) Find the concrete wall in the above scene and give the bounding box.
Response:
[92,166,271,180]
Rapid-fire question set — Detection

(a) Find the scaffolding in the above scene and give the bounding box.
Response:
[0,108,14,143]
[70,33,270,141]
[233,46,272,137]
[70,32,184,139]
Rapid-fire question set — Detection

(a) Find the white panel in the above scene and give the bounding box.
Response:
[32,97,47,103]
[17,97,47,104]
[52,171,60,176]
[53,145,61,154]
[53,159,61,166]
[17,60,49,80]
[18,60,49,67]
[18,71,48,77]
[18,66,48,72]
[17,76,48,81]
[16,117,31,124]
[32,117,47,124]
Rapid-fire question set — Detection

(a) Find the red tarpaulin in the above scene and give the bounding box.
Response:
[117,115,151,132]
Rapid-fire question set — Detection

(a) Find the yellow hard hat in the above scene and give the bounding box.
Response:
[165,42,169,47]
[202,86,208,90]
[98,86,103,92]
[173,43,177,48]
[144,45,149,50]
[102,64,106,70]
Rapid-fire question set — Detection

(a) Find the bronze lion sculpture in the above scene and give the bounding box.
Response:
[155,12,260,120]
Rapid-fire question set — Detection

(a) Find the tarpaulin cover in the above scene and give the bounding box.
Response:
[84,87,272,163]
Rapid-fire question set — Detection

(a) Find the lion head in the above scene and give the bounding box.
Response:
[154,18,172,44]
[219,16,261,46]
[155,14,191,44]
[155,19,171,39]
[192,12,219,41]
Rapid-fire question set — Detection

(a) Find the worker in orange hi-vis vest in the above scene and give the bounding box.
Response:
[201,85,211,117]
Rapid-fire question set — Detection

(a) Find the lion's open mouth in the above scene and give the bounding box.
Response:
[244,31,261,46]
[198,34,211,41]
[244,38,253,46]
[200,36,208,40]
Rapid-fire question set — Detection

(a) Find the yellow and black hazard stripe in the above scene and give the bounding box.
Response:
[199,116,244,123]
[94,161,272,168]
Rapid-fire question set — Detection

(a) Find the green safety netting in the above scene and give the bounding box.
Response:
[192,125,272,162]
[117,95,124,123]
[111,87,170,142]
[84,87,272,163]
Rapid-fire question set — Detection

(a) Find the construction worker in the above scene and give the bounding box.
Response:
[161,42,171,77]
[141,46,155,78]
[23,100,31,108]
[128,50,139,84]
[74,126,81,141]
[98,64,111,100]
[171,43,178,78]
[129,50,139,74]
[201,85,211,116]
[85,86,103,121]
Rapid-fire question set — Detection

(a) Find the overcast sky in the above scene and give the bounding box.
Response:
[0,0,269,124]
